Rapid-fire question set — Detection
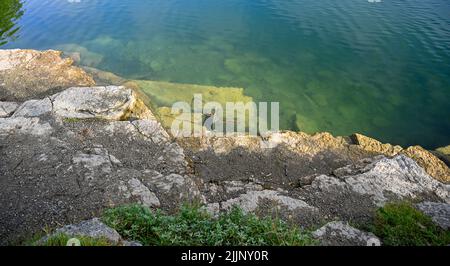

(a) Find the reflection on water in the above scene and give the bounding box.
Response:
[0,0,24,46]
[2,0,450,148]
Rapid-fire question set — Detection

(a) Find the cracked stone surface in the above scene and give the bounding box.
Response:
[0,102,18,117]
[318,155,449,205]
[0,116,53,136]
[127,178,161,208]
[51,86,136,120]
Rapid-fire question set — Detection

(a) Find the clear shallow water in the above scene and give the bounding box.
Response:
[2,0,450,148]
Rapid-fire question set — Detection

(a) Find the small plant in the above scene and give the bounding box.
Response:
[34,233,113,246]
[102,204,315,246]
[371,201,450,246]
[63,117,83,123]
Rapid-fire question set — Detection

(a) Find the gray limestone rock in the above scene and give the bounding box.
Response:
[416,202,450,229]
[0,102,19,117]
[51,86,135,120]
[312,221,381,246]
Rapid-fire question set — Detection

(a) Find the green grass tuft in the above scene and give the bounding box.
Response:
[101,204,315,246]
[63,117,84,123]
[371,202,450,246]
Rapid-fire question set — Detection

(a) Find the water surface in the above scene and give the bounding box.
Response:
[2,0,450,148]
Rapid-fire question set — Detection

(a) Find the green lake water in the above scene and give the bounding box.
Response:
[1,0,449,148]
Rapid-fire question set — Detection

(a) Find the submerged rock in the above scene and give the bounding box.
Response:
[82,66,127,85]
[133,80,253,107]
[131,79,254,129]
[55,44,104,67]
[0,49,95,101]
[436,145,450,156]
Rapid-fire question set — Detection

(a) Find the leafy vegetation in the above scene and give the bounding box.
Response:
[102,204,315,246]
[0,0,24,46]
[34,233,113,246]
[370,202,450,246]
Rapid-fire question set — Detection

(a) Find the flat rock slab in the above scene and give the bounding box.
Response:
[0,116,53,136]
[51,86,135,120]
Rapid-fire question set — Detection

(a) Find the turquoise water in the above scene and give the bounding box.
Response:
[1,0,449,148]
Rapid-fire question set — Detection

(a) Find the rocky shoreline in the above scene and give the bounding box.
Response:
[0,49,449,245]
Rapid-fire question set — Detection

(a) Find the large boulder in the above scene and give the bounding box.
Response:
[51,86,137,120]
[0,49,95,101]
[0,116,53,136]
[315,155,449,206]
